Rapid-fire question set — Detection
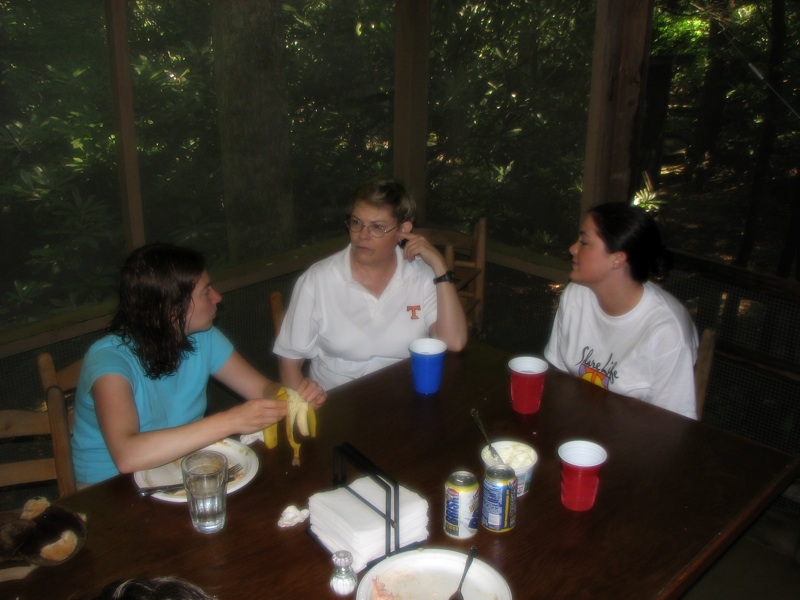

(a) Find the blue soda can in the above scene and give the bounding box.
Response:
[444,471,480,539]
[481,464,517,532]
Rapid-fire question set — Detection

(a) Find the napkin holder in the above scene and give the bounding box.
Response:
[308,442,401,559]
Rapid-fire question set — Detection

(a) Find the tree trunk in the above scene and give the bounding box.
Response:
[211,0,292,263]
[688,0,732,188]
[734,0,785,268]
[640,57,674,190]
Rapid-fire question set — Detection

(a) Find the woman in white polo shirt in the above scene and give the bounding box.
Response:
[273,179,468,391]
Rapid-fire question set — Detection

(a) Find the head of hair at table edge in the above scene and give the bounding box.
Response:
[88,576,215,600]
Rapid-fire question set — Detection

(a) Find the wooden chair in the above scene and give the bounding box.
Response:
[0,354,79,498]
[414,217,488,335]
[695,328,717,419]
[269,290,286,335]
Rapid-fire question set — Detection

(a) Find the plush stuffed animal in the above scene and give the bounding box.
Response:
[0,497,86,569]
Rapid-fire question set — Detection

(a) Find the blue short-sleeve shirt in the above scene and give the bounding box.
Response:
[71,327,234,484]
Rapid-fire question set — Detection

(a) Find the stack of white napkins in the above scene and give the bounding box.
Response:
[308,476,429,572]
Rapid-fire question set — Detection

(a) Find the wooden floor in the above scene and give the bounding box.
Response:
[683,502,800,599]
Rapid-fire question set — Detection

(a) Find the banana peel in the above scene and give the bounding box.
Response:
[263,387,317,466]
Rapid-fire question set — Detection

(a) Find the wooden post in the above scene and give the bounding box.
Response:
[581,0,654,214]
[104,0,145,250]
[393,0,430,222]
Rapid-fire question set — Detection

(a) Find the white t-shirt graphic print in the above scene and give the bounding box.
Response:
[545,281,698,419]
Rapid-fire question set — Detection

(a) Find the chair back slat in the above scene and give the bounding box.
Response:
[695,328,717,419]
[0,410,51,438]
[47,385,75,496]
[270,290,286,335]
[415,218,487,336]
[0,459,58,487]
[0,353,80,498]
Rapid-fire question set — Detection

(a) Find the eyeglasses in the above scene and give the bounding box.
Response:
[345,217,399,238]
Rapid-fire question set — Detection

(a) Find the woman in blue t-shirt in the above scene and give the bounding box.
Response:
[72,243,327,484]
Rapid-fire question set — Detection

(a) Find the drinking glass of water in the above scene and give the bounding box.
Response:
[181,450,227,533]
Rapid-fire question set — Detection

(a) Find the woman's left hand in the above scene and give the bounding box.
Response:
[398,233,448,274]
[296,378,328,409]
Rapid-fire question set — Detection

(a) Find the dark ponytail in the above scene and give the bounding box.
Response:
[588,203,672,282]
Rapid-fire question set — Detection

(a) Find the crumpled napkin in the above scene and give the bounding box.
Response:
[240,431,264,446]
[278,505,309,528]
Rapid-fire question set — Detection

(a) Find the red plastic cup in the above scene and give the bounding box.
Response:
[557,440,608,511]
[508,356,548,414]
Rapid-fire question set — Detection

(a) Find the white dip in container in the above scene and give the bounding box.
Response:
[481,440,538,496]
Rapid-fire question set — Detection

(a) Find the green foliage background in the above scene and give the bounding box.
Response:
[0,0,120,326]
[1,1,798,331]
[428,1,595,251]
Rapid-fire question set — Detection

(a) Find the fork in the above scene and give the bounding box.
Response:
[448,546,477,600]
[137,462,243,497]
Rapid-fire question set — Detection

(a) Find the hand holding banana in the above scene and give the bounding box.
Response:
[263,387,317,466]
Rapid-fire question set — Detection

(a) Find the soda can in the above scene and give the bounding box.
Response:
[444,471,480,539]
[481,464,517,532]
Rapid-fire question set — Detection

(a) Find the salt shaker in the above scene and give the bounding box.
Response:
[329,550,357,596]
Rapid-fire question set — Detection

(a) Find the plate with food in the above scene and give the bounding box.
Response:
[356,548,512,600]
[133,438,258,503]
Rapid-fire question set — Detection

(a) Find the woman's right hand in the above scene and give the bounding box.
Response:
[227,398,288,434]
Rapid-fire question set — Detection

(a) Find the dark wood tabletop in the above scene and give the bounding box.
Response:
[4,342,799,599]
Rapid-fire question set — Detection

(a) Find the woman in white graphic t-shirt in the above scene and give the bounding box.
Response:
[544,203,698,419]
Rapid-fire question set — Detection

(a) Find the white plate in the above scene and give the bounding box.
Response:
[133,438,258,503]
[356,548,512,600]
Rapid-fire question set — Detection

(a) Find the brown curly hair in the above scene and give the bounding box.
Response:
[109,244,205,379]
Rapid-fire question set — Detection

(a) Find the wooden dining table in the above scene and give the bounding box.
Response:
[4,341,799,599]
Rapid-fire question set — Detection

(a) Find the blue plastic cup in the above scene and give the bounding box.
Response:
[409,338,447,394]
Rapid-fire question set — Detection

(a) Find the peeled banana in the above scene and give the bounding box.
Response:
[263,387,317,466]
